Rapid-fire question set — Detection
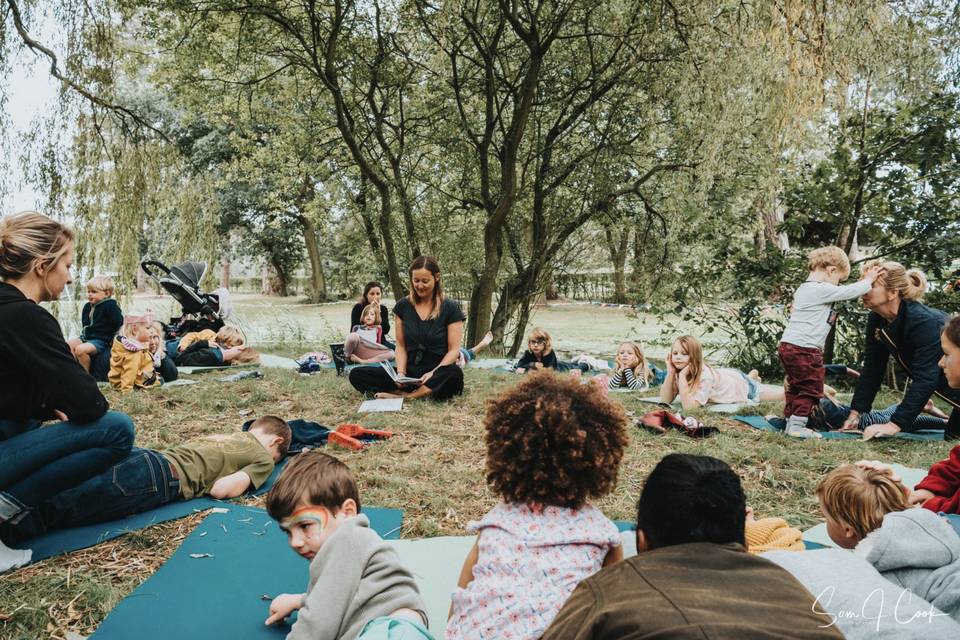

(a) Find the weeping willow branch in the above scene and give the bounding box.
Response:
[5,0,171,142]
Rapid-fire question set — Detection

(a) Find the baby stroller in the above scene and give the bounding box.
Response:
[140,259,231,339]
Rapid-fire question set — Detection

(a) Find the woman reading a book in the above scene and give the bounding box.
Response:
[348,256,466,401]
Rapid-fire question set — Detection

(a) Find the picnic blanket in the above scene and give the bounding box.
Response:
[639,397,747,414]
[732,414,946,441]
[178,353,299,374]
[91,505,404,639]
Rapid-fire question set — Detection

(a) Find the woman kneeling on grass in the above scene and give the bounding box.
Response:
[0,212,134,571]
[348,255,465,401]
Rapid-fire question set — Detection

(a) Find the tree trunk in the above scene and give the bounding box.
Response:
[220,259,231,289]
[136,266,147,292]
[604,225,629,304]
[261,262,287,297]
[299,215,327,302]
[375,181,406,300]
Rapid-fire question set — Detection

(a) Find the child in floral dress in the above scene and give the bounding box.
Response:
[446,371,627,640]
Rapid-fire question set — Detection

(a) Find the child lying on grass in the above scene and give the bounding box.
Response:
[0,416,289,544]
[264,451,430,639]
[815,461,960,621]
[660,335,783,409]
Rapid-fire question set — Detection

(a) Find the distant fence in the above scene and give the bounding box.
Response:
[227,271,622,303]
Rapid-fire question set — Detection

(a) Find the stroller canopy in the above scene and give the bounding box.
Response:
[168,261,207,290]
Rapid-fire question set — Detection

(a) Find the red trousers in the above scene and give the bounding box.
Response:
[778,342,824,418]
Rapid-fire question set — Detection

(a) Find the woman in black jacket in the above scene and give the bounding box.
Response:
[0,212,134,569]
[843,261,960,440]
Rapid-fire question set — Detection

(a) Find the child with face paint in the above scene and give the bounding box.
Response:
[264,452,430,640]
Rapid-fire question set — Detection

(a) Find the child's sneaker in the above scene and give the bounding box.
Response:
[784,415,822,439]
[0,537,31,573]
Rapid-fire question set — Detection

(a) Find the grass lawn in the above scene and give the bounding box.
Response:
[1,298,955,638]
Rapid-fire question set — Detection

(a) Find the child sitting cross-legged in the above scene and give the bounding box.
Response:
[446,370,626,640]
[68,275,123,372]
[108,313,160,392]
[815,462,960,621]
[0,415,291,543]
[264,451,431,639]
[344,303,396,364]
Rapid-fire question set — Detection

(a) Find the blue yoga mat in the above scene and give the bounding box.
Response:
[91,505,404,639]
[732,415,945,441]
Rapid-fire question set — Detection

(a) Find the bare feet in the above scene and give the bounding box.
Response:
[924,399,949,420]
[374,392,404,399]
[349,354,367,364]
[468,331,494,356]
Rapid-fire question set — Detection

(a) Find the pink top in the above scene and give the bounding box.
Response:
[446,502,620,640]
[692,366,749,404]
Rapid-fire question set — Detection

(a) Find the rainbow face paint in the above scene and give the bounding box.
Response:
[279,507,330,533]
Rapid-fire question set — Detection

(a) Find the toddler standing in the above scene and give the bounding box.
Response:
[778,247,883,438]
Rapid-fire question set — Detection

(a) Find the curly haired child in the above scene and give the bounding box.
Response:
[446,370,627,640]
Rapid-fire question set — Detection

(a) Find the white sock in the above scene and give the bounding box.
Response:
[785,415,820,439]
[0,537,31,573]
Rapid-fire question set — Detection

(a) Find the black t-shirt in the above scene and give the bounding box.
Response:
[393,297,465,375]
[351,302,391,337]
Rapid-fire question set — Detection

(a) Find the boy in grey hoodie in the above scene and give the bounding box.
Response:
[264,451,431,640]
[855,503,960,621]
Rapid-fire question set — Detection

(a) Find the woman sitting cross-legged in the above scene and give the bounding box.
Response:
[348,256,465,401]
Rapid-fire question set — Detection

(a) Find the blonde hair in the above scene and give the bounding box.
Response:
[863,260,927,302]
[674,335,707,390]
[617,341,652,384]
[233,347,260,364]
[149,322,164,337]
[360,303,381,326]
[808,246,850,276]
[216,325,245,348]
[86,275,115,296]
[0,211,74,285]
[121,320,150,338]
[816,464,910,540]
[528,327,553,356]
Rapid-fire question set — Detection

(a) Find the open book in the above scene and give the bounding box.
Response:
[380,361,423,386]
[354,327,390,350]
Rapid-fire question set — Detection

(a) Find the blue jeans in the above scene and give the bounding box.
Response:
[817,398,947,431]
[736,370,760,403]
[0,411,135,523]
[2,448,179,543]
